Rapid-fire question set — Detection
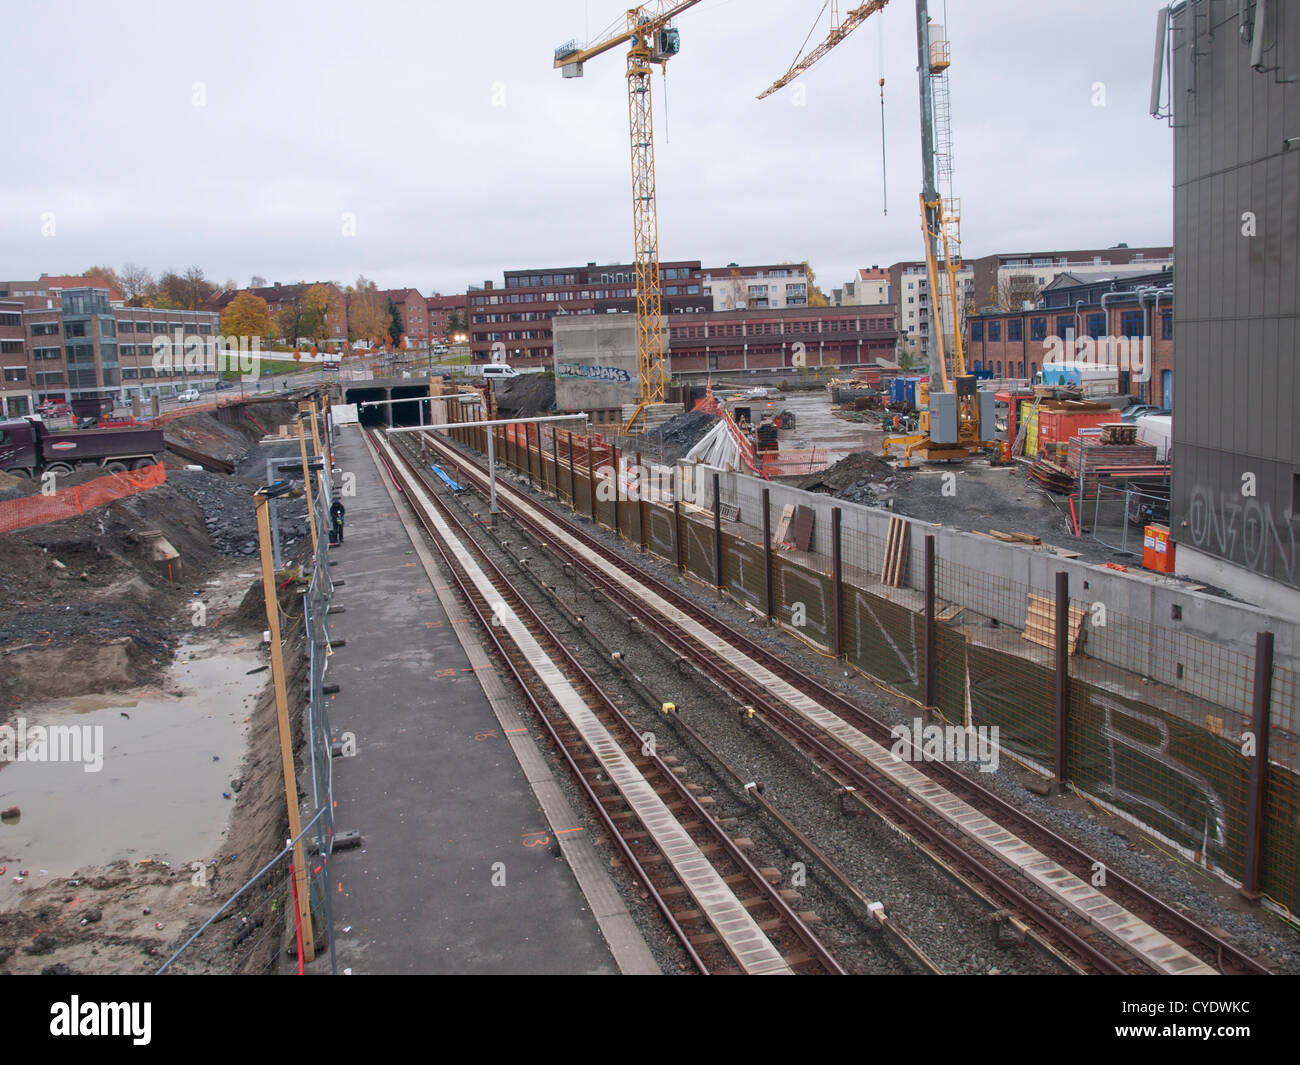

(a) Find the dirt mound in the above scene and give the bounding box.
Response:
[645,409,716,449]
[794,449,902,495]
[0,635,157,703]
[492,374,555,417]
[161,402,299,470]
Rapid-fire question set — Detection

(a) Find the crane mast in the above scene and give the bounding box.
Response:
[555,1,702,432]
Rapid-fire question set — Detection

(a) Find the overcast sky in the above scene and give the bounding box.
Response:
[1,0,1174,297]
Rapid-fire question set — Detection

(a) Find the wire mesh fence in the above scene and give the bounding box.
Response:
[160,425,338,974]
[451,424,1300,915]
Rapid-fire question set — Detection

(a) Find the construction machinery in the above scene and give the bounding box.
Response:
[759,0,996,462]
[554,1,704,433]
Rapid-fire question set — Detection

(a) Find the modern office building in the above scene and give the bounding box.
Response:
[1164,0,1299,599]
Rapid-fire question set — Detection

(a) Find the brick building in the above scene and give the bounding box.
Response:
[667,303,898,374]
[379,288,428,341]
[426,293,468,342]
[698,263,812,311]
[468,261,710,364]
[966,246,1173,313]
[963,268,1174,403]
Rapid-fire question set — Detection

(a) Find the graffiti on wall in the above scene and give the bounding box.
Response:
[1186,483,1297,585]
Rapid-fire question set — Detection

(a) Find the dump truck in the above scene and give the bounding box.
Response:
[0,416,164,481]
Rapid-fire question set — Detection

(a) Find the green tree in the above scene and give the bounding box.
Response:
[386,296,403,346]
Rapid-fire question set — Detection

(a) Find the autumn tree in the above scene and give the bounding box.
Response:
[301,284,342,348]
[250,275,267,288]
[119,263,155,306]
[800,261,830,308]
[348,277,387,343]
[83,265,122,294]
[219,291,272,341]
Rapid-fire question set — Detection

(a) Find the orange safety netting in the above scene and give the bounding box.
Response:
[0,463,166,534]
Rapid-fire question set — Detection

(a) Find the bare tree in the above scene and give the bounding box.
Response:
[997,274,1043,311]
[120,263,155,306]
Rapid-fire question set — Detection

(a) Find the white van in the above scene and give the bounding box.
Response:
[482,364,519,379]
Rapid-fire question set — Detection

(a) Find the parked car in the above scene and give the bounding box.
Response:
[1120,404,1168,421]
[177,388,201,402]
[481,364,519,379]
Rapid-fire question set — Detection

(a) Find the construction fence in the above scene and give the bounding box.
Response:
[159,423,338,974]
[437,412,1300,920]
[0,462,166,534]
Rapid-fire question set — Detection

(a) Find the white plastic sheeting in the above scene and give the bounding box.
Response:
[684,419,741,470]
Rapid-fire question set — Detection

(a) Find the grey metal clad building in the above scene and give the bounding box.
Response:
[1163,0,1299,593]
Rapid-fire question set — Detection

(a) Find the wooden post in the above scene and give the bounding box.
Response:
[831,507,843,658]
[1054,570,1069,791]
[924,534,936,709]
[1242,631,1275,898]
[762,487,774,621]
[254,492,315,962]
[713,471,723,591]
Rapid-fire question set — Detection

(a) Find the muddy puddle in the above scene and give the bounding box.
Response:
[0,638,267,898]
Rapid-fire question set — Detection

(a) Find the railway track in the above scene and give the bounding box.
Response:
[366,428,845,975]
[410,425,1270,977]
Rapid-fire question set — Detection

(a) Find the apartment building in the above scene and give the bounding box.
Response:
[698,263,811,311]
[427,293,468,342]
[834,266,891,308]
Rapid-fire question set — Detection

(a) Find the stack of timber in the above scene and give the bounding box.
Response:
[1023,592,1086,654]
[881,516,909,587]
[1065,438,1160,497]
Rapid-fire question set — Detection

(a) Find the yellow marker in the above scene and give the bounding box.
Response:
[742,706,756,719]
[661,702,676,715]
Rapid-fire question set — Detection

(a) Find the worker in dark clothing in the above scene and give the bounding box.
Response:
[330,498,345,545]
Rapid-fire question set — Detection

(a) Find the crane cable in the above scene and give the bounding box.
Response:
[879,16,887,216]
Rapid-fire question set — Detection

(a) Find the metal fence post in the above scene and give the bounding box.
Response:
[588,445,598,523]
[762,487,774,621]
[1242,631,1275,898]
[713,471,723,591]
[567,430,577,508]
[551,427,560,496]
[831,507,843,658]
[924,534,936,709]
[1054,570,1070,791]
[673,470,684,571]
[611,445,621,538]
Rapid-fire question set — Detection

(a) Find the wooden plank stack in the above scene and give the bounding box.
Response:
[881,516,909,587]
[1023,592,1086,654]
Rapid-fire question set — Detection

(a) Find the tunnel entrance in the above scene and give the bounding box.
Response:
[390,386,434,427]
[346,388,390,427]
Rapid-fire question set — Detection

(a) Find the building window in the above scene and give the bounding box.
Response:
[1007,319,1022,341]
[970,322,983,341]
[996,361,1002,376]
[30,321,60,336]
[65,321,88,338]
[1086,312,1105,338]
[988,321,1001,342]
[1120,310,1145,338]
[3,367,26,382]
[1056,315,1072,340]
[0,341,22,355]
[1161,309,1172,340]
[1030,317,1046,341]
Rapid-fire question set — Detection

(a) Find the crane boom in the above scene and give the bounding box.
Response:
[757,1,889,99]
[554,0,703,68]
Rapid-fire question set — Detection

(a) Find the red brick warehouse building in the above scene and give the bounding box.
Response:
[963,268,1174,405]
[667,304,898,374]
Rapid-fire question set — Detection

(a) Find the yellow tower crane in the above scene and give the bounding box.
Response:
[759,1,995,462]
[554,1,704,433]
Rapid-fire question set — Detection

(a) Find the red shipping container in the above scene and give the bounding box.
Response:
[1143,524,1176,573]
[1036,409,1115,447]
